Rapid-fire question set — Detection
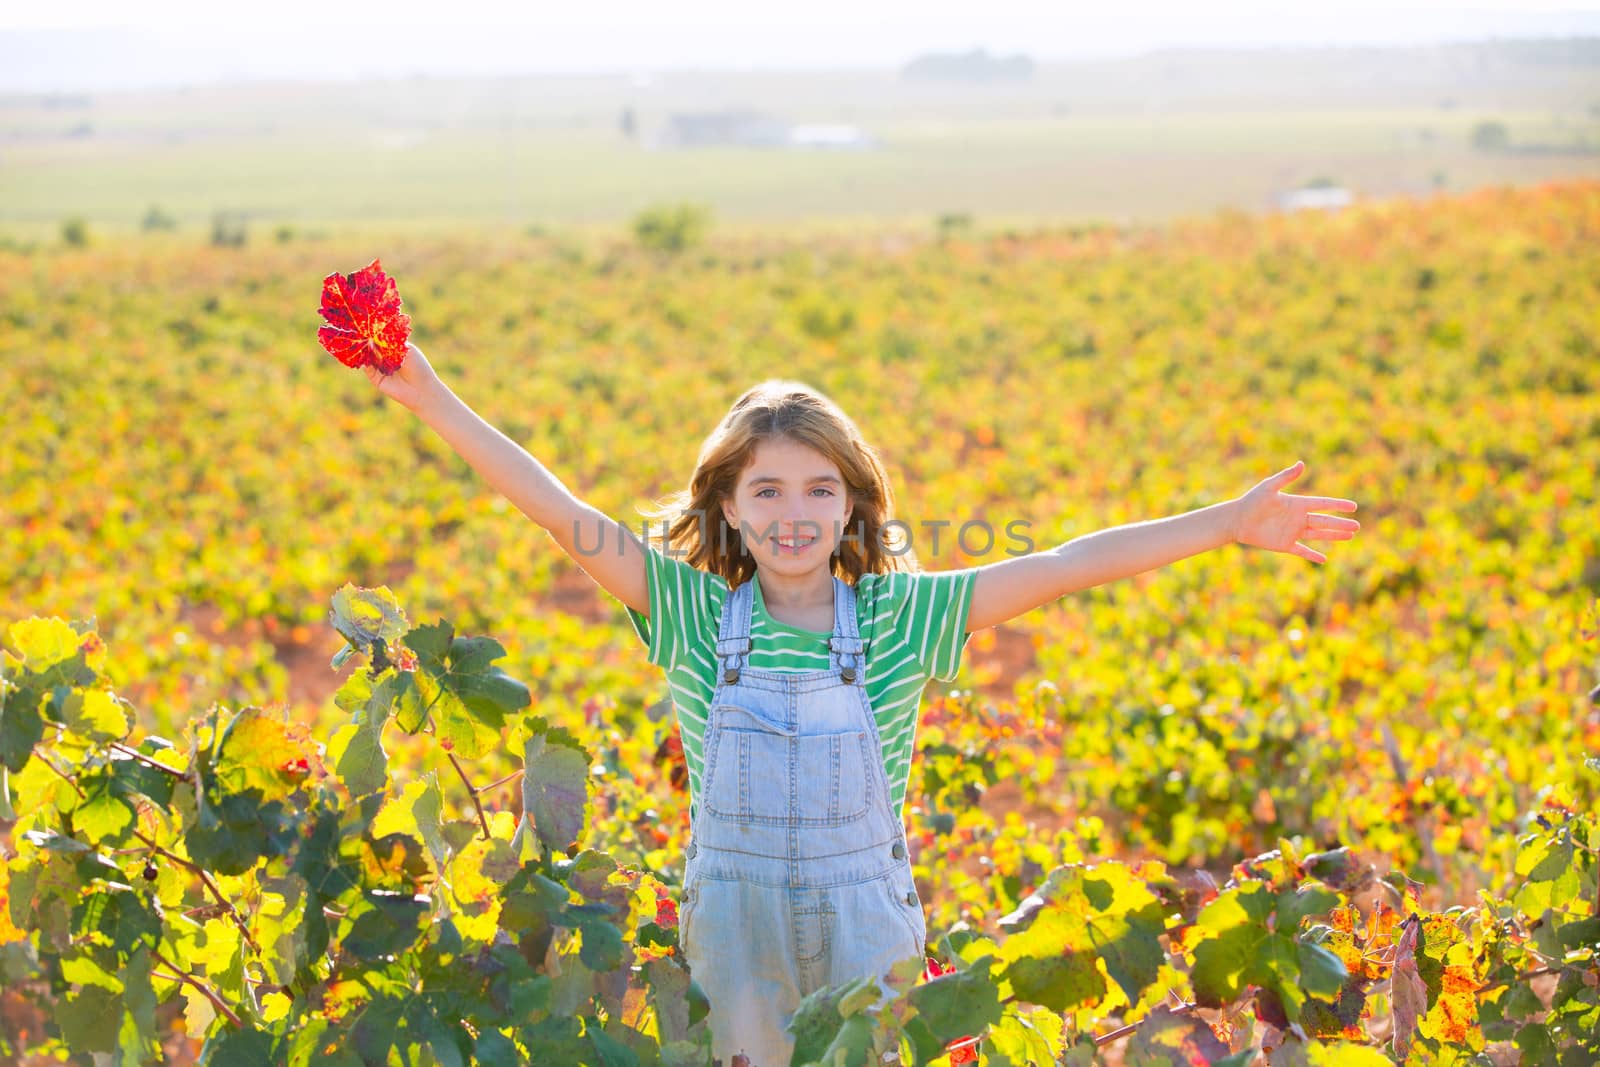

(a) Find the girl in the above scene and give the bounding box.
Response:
[365,342,1359,1066]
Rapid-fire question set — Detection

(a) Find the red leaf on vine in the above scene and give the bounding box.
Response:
[317,258,411,374]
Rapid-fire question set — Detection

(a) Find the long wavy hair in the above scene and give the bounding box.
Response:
[638,380,920,587]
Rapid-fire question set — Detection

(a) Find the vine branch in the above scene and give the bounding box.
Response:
[132,829,260,955]
[151,947,243,1029]
[108,741,187,780]
[444,750,491,840]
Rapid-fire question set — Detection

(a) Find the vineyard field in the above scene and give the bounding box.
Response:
[1,179,1598,1063]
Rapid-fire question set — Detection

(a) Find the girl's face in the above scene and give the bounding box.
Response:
[721,437,854,574]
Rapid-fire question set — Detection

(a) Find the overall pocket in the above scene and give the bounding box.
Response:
[702,705,871,825]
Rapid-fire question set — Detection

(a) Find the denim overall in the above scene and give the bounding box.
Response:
[679,574,926,1067]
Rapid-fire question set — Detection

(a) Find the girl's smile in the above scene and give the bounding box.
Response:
[721,437,854,603]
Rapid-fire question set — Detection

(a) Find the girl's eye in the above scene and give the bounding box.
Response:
[754,488,834,498]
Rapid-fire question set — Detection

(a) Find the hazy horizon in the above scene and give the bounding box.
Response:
[4,2,1600,93]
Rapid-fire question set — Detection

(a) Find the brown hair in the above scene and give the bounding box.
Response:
[638,379,920,587]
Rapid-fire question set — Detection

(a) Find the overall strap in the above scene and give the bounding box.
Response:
[828,576,865,684]
[715,579,754,684]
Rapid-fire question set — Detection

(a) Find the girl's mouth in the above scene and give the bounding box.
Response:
[774,536,816,555]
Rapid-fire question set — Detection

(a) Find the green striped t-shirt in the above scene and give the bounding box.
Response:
[625,547,978,821]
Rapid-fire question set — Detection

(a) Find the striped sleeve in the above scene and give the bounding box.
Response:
[900,568,979,682]
[624,547,720,672]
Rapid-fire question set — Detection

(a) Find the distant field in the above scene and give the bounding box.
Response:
[2,41,1597,239]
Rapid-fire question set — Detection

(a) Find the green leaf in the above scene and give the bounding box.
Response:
[204,1025,278,1066]
[57,984,121,1054]
[997,863,1166,1009]
[789,977,885,1066]
[214,706,309,801]
[186,789,294,876]
[1559,915,1600,951]
[447,635,506,677]
[981,1008,1065,1067]
[72,889,161,955]
[1002,950,1105,1012]
[109,752,175,807]
[72,779,136,846]
[1277,884,1340,931]
[373,774,449,869]
[522,727,592,852]
[61,949,123,991]
[0,764,14,821]
[500,866,571,934]
[60,687,130,743]
[7,618,100,696]
[1514,1022,1557,1063]
[520,1014,591,1063]
[329,584,409,650]
[453,668,530,720]
[404,620,455,670]
[815,1013,874,1067]
[586,1016,641,1067]
[0,683,44,773]
[1297,941,1348,999]
[400,625,529,744]
[8,617,83,671]
[405,992,472,1067]
[426,680,500,760]
[475,1028,522,1067]
[334,668,375,713]
[327,718,388,798]
[342,890,429,958]
[1306,1043,1395,1066]
[906,955,1004,1047]
[351,994,409,1064]
[577,916,626,972]
[1514,834,1581,914]
[117,944,160,1067]
[1189,881,1342,1024]
[392,670,430,733]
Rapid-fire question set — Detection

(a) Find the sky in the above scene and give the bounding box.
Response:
[3,0,1598,92]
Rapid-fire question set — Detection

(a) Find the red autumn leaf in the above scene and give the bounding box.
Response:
[655,894,678,928]
[317,258,411,374]
[946,1040,978,1065]
[1390,915,1428,1060]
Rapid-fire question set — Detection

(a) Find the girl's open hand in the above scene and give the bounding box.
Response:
[1231,461,1360,564]
[364,341,445,412]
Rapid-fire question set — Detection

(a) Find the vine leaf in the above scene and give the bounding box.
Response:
[1391,917,1428,1060]
[317,259,411,374]
[328,585,409,652]
[520,722,593,853]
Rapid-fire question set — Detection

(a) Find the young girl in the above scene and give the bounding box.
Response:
[365,342,1359,1066]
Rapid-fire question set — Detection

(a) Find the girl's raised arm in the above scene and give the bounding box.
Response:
[364,342,650,616]
[964,461,1358,631]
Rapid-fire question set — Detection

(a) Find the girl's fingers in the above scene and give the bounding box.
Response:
[1299,496,1359,512]
[1306,513,1361,531]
